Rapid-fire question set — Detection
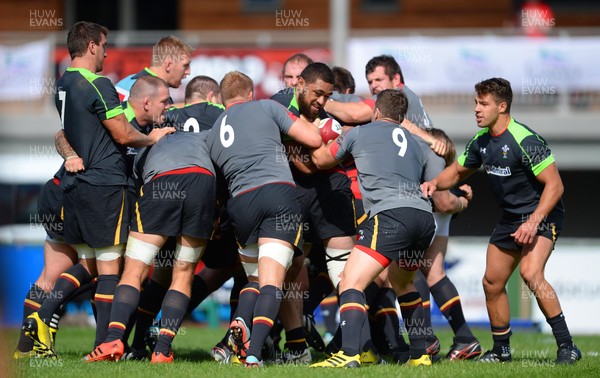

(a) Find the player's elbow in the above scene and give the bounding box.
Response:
[112,129,135,146]
[555,180,565,198]
[305,135,322,149]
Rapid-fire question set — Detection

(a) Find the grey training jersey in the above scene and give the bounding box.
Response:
[207,99,298,197]
[331,86,433,129]
[331,120,432,218]
[414,135,446,182]
[135,131,215,184]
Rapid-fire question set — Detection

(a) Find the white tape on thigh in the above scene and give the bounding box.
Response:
[95,244,125,261]
[326,248,351,288]
[433,212,451,238]
[242,261,259,277]
[74,244,95,260]
[175,243,204,263]
[258,242,294,270]
[125,237,160,265]
[239,244,259,259]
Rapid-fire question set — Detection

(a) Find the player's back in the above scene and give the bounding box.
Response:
[341,120,431,216]
[165,102,225,132]
[207,99,296,197]
[56,68,127,186]
[138,131,215,184]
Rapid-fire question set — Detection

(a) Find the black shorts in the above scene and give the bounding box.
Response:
[295,171,356,243]
[37,178,64,241]
[63,181,130,248]
[355,198,366,226]
[355,208,435,271]
[227,183,303,252]
[131,168,216,239]
[490,209,564,252]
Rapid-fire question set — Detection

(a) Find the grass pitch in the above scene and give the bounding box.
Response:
[2,324,600,377]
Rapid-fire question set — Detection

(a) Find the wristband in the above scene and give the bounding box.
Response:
[65,155,79,160]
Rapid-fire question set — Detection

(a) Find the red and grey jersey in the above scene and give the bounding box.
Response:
[164,101,225,132]
[207,100,298,197]
[458,117,564,215]
[135,130,215,184]
[330,120,432,218]
[55,67,127,186]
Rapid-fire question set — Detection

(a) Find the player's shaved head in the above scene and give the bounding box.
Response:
[67,21,108,59]
[220,71,254,105]
[475,78,513,112]
[300,63,334,85]
[375,89,408,123]
[129,75,169,100]
[185,75,220,103]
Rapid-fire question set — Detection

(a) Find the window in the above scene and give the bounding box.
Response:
[243,0,283,13]
[362,0,399,12]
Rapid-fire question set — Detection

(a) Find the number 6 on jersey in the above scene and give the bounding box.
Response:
[220,115,235,148]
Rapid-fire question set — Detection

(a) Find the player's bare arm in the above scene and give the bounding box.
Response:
[511,163,564,245]
[102,113,175,147]
[283,140,319,175]
[431,186,471,214]
[402,119,448,158]
[309,142,341,170]
[55,129,85,173]
[324,99,372,124]
[286,117,322,149]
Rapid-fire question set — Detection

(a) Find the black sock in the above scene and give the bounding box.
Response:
[284,327,307,353]
[547,312,572,347]
[229,274,247,321]
[104,285,140,342]
[90,278,98,324]
[187,275,210,313]
[398,291,427,359]
[430,276,475,343]
[360,313,376,354]
[17,284,47,352]
[246,285,282,360]
[491,324,512,354]
[413,271,435,343]
[130,279,168,350]
[364,281,380,308]
[235,281,260,325]
[38,264,92,323]
[374,288,407,351]
[93,274,119,347]
[339,289,366,356]
[52,279,96,335]
[154,290,189,355]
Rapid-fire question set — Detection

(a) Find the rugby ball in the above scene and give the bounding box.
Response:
[318,118,342,143]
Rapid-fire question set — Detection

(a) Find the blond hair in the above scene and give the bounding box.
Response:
[151,35,193,66]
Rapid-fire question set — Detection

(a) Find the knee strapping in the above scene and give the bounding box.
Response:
[125,237,160,265]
